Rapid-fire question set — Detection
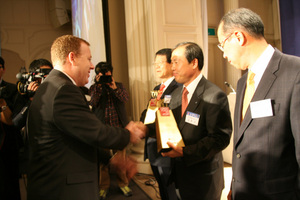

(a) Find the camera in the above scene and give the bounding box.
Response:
[16,67,52,96]
[95,64,112,84]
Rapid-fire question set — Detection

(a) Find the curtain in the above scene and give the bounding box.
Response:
[279,0,300,56]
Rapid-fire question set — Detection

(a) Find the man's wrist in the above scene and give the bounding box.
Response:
[0,105,7,112]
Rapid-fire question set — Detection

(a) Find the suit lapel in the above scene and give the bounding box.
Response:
[178,77,206,129]
[162,79,176,97]
[235,49,281,147]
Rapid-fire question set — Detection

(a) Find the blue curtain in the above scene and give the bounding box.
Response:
[279,0,300,56]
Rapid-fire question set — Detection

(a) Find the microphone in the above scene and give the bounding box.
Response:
[224,81,236,93]
[16,72,23,80]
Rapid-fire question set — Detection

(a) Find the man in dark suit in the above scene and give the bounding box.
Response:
[26,35,146,200]
[141,48,180,200]
[217,8,300,199]
[161,42,232,200]
[0,56,24,200]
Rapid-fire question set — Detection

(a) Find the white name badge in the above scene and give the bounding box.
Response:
[185,111,200,126]
[250,99,273,118]
[164,95,171,104]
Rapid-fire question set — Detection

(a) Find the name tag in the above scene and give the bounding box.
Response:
[185,111,200,126]
[250,99,273,118]
[164,95,171,104]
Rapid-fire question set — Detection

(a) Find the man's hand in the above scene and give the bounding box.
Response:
[27,81,39,92]
[95,73,102,83]
[0,99,13,125]
[107,76,117,90]
[110,152,138,181]
[161,141,183,158]
[27,81,39,100]
[125,156,138,180]
[125,121,147,144]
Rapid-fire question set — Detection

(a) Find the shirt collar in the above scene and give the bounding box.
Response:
[249,45,275,88]
[184,73,203,102]
[55,69,77,85]
[161,77,175,92]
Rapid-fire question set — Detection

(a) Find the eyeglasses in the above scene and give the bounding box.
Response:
[217,33,234,52]
[153,61,167,67]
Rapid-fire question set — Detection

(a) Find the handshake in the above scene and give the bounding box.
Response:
[125,121,147,144]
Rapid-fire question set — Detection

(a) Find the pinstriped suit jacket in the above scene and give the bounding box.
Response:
[232,49,300,199]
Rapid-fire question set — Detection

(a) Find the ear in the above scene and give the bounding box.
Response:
[234,31,247,46]
[68,52,76,65]
[192,58,198,70]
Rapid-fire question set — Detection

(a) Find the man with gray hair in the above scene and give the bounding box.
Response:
[218,8,300,199]
[161,42,232,200]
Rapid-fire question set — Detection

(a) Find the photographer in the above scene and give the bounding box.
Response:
[89,62,132,199]
[0,56,25,200]
[13,59,53,130]
[13,59,52,179]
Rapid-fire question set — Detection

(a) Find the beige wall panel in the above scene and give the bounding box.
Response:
[207,0,224,27]
[164,32,198,48]
[5,29,25,44]
[156,0,203,50]
[239,0,274,35]
[208,40,227,92]
[29,0,49,24]
[163,0,197,26]
[0,0,72,83]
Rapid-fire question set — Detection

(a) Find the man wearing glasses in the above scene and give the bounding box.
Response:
[218,8,300,200]
[140,48,180,200]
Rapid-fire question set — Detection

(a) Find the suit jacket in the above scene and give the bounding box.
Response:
[27,69,130,200]
[142,79,180,166]
[0,80,18,150]
[232,49,300,199]
[169,76,232,200]
[0,80,24,199]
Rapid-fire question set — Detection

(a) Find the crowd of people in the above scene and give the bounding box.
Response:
[0,7,300,200]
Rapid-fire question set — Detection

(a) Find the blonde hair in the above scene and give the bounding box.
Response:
[51,35,90,66]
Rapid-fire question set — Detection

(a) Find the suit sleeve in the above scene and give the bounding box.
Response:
[290,71,300,180]
[183,90,232,166]
[53,84,130,150]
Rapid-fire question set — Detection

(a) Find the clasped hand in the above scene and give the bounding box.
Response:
[125,121,147,144]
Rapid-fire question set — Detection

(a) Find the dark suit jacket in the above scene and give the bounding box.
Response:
[169,76,232,200]
[0,80,24,199]
[142,79,180,166]
[232,49,300,199]
[0,80,19,150]
[27,69,130,200]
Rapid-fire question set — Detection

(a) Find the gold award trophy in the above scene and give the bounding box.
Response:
[143,90,160,124]
[155,96,185,153]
